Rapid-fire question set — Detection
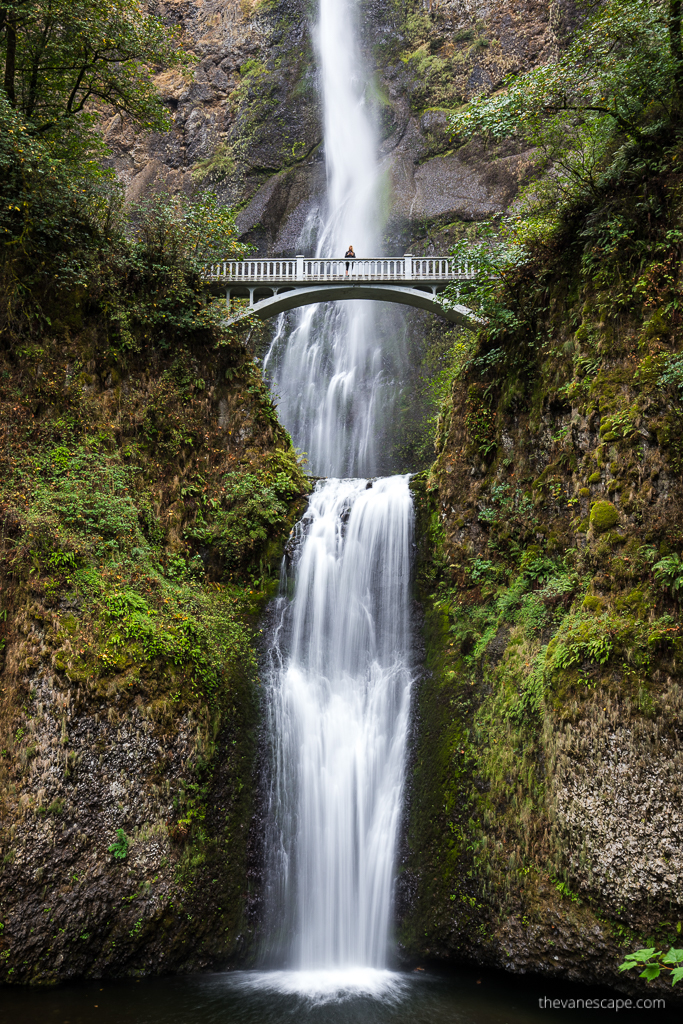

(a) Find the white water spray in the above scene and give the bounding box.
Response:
[263,0,399,478]
[259,0,416,993]
[264,477,414,971]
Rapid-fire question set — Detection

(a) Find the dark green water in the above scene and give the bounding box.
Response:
[0,967,677,1024]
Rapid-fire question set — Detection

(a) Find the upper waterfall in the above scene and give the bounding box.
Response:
[262,0,405,479]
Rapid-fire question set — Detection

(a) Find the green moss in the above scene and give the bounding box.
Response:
[614,588,650,619]
[579,487,590,496]
[590,500,619,533]
[582,595,604,613]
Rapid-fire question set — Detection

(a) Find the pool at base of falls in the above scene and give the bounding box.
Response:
[2,967,677,1024]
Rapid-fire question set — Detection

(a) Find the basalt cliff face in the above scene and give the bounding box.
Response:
[111,0,572,253]
[0,305,308,984]
[397,168,683,1003]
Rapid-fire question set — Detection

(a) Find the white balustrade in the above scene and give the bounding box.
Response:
[204,255,473,284]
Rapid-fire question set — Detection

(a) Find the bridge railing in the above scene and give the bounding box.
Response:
[204,256,475,282]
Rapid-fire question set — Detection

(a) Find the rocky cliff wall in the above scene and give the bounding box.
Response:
[0,300,307,984]
[110,0,572,255]
[396,152,683,1002]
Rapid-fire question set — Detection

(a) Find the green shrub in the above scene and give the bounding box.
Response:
[619,946,683,986]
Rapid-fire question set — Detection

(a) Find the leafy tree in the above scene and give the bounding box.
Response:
[99,191,255,352]
[449,1,683,221]
[1,0,190,152]
[442,219,532,336]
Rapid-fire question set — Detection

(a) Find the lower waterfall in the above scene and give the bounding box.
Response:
[262,476,415,977]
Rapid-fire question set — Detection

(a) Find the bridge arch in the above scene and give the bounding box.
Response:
[226,283,476,328]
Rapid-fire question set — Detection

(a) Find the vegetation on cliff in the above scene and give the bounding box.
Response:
[0,0,308,986]
[399,0,683,998]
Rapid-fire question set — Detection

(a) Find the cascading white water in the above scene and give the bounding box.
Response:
[262,0,397,478]
[259,0,416,993]
[264,476,414,972]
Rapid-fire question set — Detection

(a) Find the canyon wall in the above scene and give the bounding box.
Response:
[0,302,308,983]
[112,0,568,253]
[397,160,683,1002]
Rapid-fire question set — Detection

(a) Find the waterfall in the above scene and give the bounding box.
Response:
[262,0,398,478]
[259,0,416,991]
[264,477,414,972]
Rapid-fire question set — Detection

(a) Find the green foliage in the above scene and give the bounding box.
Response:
[106,590,152,620]
[3,418,301,706]
[553,877,582,904]
[548,615,613,672]
[659,352,683,393]
[108,828,129,860]
[0,93,112,296]
[101,191,254,353]
[477,482,538,535]
[467,557,499,585]
[402,45,460,112]
[192,142,236,185]
[0,0,253,355]
[184,471,295,569]
[441,219,532,340]
[618,946,683,986]
[652,553,683,596]
[449,1,683,227]
[38,798,64,816]
[599,410,637,441]
[48,550,76,571]
[1,0,190,143]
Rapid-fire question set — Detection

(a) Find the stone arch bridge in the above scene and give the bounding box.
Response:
[203,256,478,329]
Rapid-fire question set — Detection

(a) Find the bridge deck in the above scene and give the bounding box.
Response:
[204,256,471,285]
[202,256,478,328]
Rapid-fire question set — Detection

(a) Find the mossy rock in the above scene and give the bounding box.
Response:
[582,595,603,614]
[590,500,619,533]
[588,472,601,484]
[579,487,590,497]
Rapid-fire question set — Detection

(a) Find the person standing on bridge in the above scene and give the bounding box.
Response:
[345,245,355,274]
